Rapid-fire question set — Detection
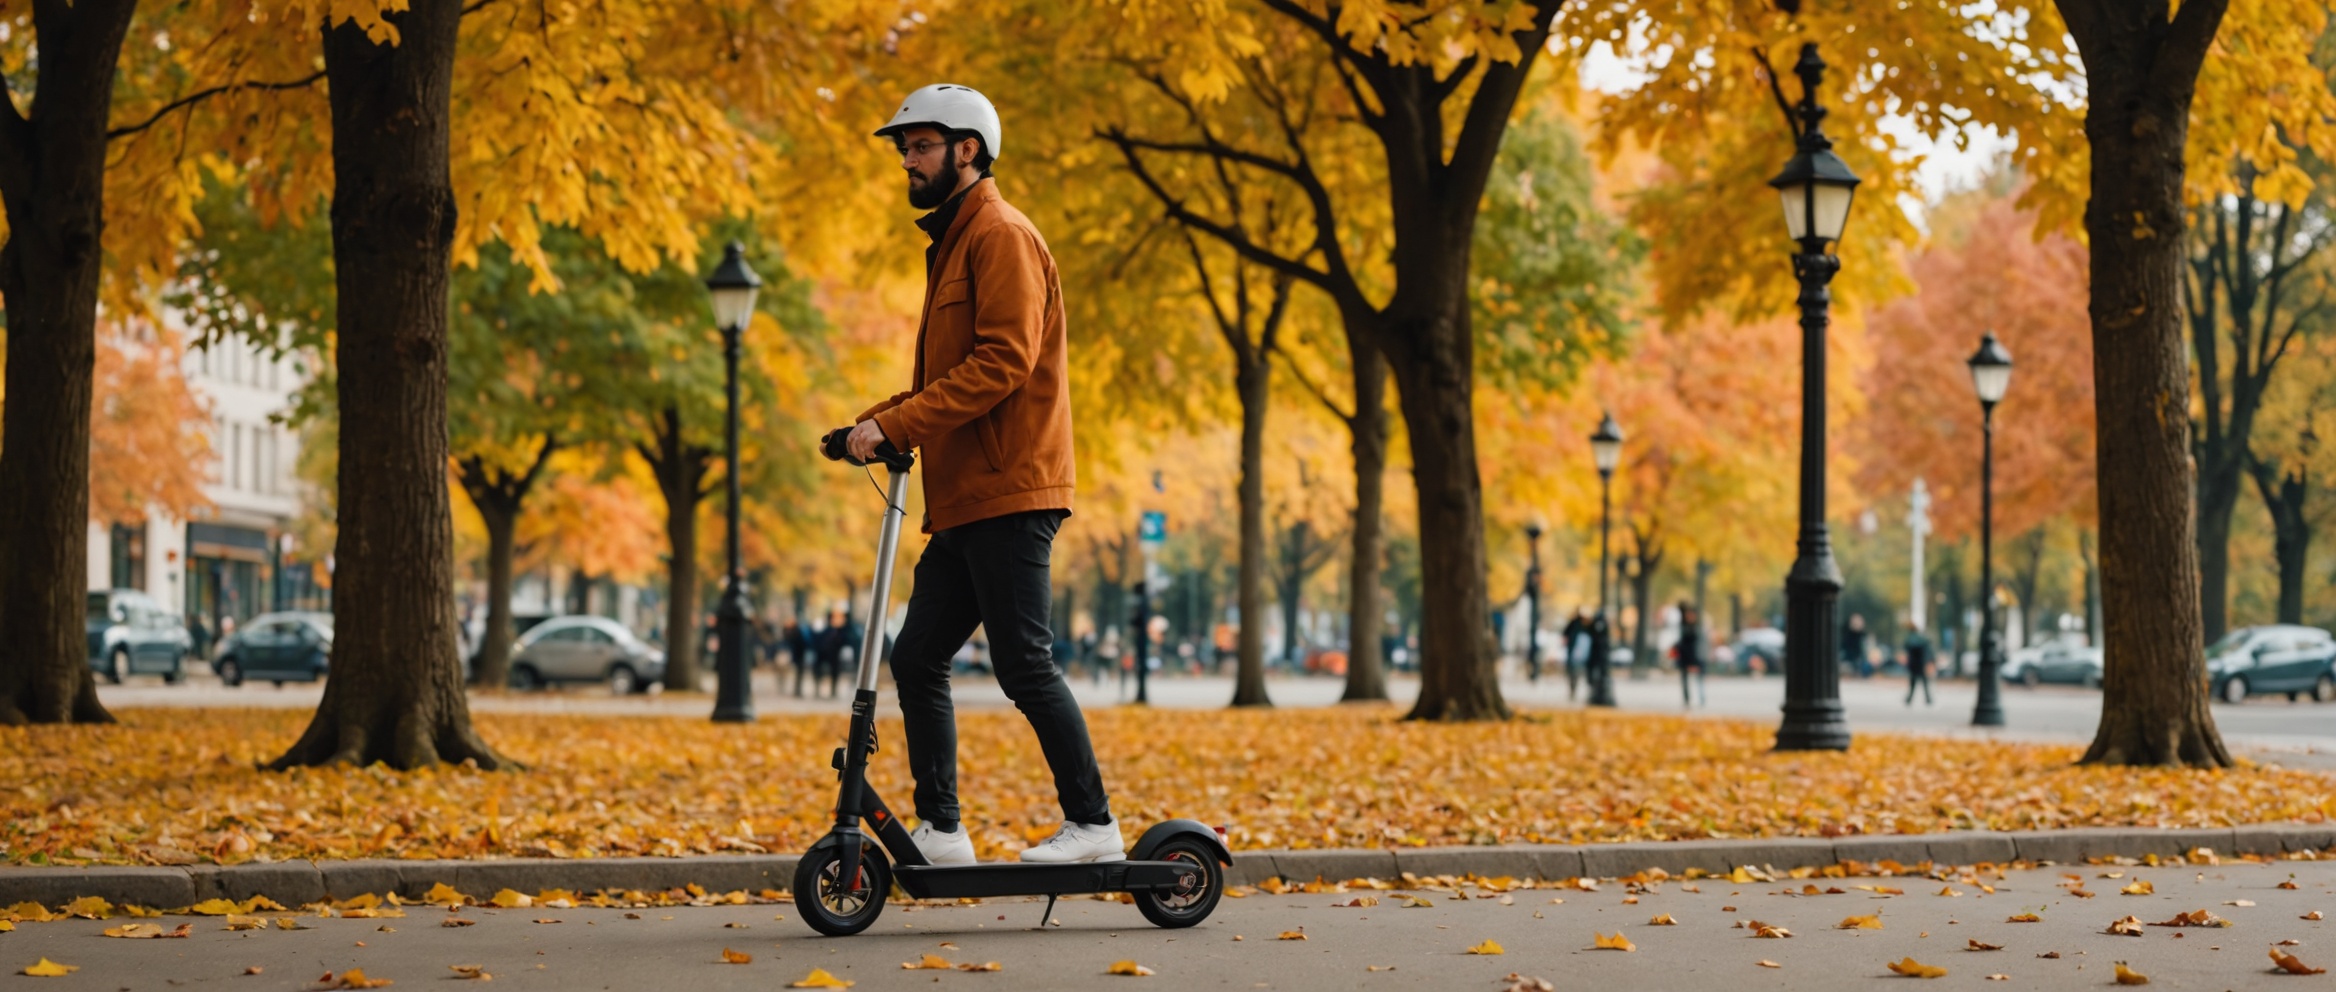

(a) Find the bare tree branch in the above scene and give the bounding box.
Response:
[1752,45,1801,139]
[1101,127,1336,293]
[1270,343,1356,424]
[106,69,328,141]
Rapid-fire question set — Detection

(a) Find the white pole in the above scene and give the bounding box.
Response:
[1908,478,1931,632]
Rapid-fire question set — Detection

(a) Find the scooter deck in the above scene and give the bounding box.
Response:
[893,860,1203,900]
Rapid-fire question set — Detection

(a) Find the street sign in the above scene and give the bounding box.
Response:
[1139,510,1167,547]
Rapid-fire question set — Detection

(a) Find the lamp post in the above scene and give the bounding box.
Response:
[1769,43,1860,752]
[1966,331,2013,728]
[1589,413,1623,708]
[706,242,762,724]
[1524,521,1545,684]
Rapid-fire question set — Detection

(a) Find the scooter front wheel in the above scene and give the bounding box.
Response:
[794,842,890,936]
[1133,836,1223,928]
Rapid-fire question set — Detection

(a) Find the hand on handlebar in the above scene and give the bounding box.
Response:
[845,420,888,463]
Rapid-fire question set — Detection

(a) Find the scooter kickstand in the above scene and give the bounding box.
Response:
[1037,893,1058,929]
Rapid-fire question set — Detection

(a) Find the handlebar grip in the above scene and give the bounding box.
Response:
[821,427,915,472]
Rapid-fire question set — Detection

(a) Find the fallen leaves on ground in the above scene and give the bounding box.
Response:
[1334,896,1378,908]
[101,922,190,938]
[789,968,854,987]
[720,948,751,964]
[1649,913,1677,925]
[2121,881,2155,896]
[2150,909,2230,928]
[450,965,490,981]
[320,969,393,989]
[1745,921,1792,938]
[2007,913,2042,923]
[2272,947,2328,975]
[1468,939,1506,954]
[7,708,2336,864]
[1757,960,1780,969]
[1886,957,1948,978]
[2106,916,2146,936]
[1840,913,1884,930]
[441,918,476,927]
[1105,960,1154,976]
[1500,975,1553,991]
[21,958,76,977]
[1966,939,2002,951]
[1591,933,1634,952]
[1278,929,1307,941]
[2305,911,2324,921]
[2113,962,2150,985]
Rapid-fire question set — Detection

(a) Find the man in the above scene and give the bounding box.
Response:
[1673,602,1707,708]
[1902,614,1934,706]
[1560,606,1591,702]
[841,83,1117,866]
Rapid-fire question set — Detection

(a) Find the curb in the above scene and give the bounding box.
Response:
[2,825,2328,908]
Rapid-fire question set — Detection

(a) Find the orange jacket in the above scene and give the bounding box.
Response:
[859,180,1076,533]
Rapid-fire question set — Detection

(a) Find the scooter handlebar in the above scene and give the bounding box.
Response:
[821,427,915,472]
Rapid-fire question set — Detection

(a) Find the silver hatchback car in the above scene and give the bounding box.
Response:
[509,615,664,694]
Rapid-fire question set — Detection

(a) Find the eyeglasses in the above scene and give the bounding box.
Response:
[894,139,949,159]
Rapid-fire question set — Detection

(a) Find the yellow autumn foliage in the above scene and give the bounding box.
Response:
[2,707,2331,866]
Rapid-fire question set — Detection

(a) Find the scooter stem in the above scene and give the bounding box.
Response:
[857,467,913,695]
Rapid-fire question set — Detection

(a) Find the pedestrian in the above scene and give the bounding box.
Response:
[1560,607,1591,702]
[1675,602,1707,708]
[1841,613,1870,678]
[840,83,1120,865]
[782,618,811,697]
[813,607,852,698]
[1903,616,1935,706]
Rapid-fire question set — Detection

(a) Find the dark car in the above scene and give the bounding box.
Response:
[213,611,335,687]
[2207,624,2336,704]
[86,589,192,684]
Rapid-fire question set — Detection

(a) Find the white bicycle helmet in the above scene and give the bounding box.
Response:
[874,83,1002,163]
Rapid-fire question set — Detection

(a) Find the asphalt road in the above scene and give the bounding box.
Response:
[93,666,2334,764]
[6,857,2331,989]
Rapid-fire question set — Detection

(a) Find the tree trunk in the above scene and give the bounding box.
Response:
[1231,357,1273,706]
[1392,310,1507,720]
[2195,469,2241,642]
[1629,552,1656,673]
[639,406,712,692]
[1340,347,1390,703]
[2062,0,2233,767]
[2249,457,2310,625]
[1276,521,1309,669]
[456,440,553,690]
[0,0,139,727]
[2078,530,2101,647]
[2011,528,2049,644]
[272,0,504,769]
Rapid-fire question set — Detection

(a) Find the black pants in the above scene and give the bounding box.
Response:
[1906,668,1933,705]
[889,510,1110,826]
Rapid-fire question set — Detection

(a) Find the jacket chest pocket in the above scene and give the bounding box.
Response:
[932,276,972,309]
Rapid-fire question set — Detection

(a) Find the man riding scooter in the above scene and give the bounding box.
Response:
[838,83,1119,866]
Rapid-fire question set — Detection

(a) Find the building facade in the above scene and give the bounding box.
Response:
[86,331,326,654]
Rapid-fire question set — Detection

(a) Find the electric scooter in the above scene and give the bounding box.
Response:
[792,429,1230,937]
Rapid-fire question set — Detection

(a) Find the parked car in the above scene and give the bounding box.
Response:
[213,612,335,687]
[86,589,192,684]
[2005,637,2105,688]
[1730,627,1785,675]
[2207,624,2336,704]
[509,615,664,693]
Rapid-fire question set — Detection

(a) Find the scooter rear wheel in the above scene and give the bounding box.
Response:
[794,842,889,936]
[1133,836,1223,929]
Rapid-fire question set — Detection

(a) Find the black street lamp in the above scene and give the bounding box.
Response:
[1589,413,1623,708]
[1770,43,1859,752]
[706,241,762,724]
[1967,331,2013,728]
[1524,520,1545,684]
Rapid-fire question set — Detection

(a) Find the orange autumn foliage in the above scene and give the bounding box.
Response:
[1854,188,2097,542]
[88,319,210,525]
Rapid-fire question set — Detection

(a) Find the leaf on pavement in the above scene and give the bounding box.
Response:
[1278,929,1307,940]
[2105,915,2146,936]
[329,968,394,989]
[103,922,191,938]
[903,954,952,969]
[1840,913,1884,930]
[2271,947,2328,975]
[1885,957,1947,978]
[2304,911,2324,921]
[22,958,77,977]
[2112,962,2150,985]
[185,898,242,916]
[449,965,491,980]
[1749,921,1793,938]
[488,890,531,909]
[790,967,855,986]
[2007,913,2041,923]
[955,961,1002,972]
[1334,896,1378,908]
[1498,975,1554,991]
[276,917,310,930]
[63,896,112,919]
[2149,910,2228,928]
[225,915,267,931]
[1756,960,1780,969]
[1965,939,2002,951]
[720,948,751,964]
[1468,939,1506,954]
[1649,913,1677,925]
[1104,960,1154,976]
[423,883,469,906]
[1590,933,1633,952]
[2120,881,2154,896]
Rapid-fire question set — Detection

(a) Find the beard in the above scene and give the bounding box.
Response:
[907,162,962,210]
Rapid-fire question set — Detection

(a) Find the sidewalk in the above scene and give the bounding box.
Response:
[3,848,2330,990]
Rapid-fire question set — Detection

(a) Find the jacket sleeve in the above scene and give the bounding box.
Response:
[856,390,915,427]
[873,225,1047,449]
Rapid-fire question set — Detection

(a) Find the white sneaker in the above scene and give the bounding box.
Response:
[909,822,976,866]
[1019,820,1126,864]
